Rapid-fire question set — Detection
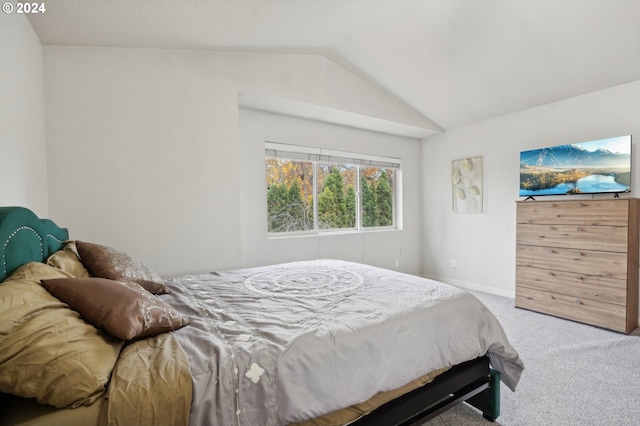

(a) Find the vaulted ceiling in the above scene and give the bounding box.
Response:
[27,0,640,131]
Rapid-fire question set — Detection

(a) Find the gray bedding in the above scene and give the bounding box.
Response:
[166,259,523,426]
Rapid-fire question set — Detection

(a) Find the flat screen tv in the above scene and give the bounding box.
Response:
[519,135,632,197]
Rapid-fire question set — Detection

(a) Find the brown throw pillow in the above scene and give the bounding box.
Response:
[41,277,190,340]
[75,240,169,294]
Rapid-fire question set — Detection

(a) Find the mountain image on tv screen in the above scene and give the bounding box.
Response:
[519,135,632,196]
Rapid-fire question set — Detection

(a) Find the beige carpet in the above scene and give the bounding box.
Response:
[423,290,640,426]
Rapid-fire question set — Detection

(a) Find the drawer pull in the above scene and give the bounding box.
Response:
[576,275,584,281]
[576,226,582,232]
[575,299,582,305]
[548,249,555,254]
[548,271,556,277]
[576,203,583,207]
[550,295,556,300]
[576,251,583,256]
[549,226,556,231]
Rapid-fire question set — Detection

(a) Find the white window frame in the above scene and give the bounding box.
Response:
[265,142,402,237]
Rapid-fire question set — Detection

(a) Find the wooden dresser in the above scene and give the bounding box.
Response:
[515,198,639,334]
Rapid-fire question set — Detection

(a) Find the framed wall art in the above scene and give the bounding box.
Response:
[452,156,483,213]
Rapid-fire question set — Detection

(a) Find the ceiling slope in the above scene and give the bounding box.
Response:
[27,0,640,131]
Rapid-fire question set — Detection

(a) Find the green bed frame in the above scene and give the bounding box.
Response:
[0,206,69,282]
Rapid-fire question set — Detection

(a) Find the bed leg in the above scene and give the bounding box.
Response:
[467,369,500,422]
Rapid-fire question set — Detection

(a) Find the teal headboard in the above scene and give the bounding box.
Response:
[0,207,69,282]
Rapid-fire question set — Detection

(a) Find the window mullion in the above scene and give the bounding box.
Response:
[356,165,362,230]
[312,160,319,231]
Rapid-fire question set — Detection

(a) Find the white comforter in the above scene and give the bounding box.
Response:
[166,259,523,426]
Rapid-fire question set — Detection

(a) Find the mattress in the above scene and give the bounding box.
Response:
[166,259,523,426]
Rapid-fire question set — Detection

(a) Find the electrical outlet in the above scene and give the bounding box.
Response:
[450,259,457,268]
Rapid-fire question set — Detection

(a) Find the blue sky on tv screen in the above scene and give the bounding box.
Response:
[577,135,631,154]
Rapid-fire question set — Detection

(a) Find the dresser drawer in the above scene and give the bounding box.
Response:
[517,199,628,226]
[515,286,628,333]
[516,223,628,252]
[516,245,627,279]
[515,265,627,305]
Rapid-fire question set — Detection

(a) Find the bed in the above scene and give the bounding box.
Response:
[0,206,523,426]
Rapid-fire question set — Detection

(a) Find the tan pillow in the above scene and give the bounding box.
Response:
[41,277,190,340]
[75,240,169,294]
[46,241,91,278]
[0,262,123,408]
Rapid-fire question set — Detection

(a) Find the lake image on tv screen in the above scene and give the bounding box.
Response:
[519,135,631,196]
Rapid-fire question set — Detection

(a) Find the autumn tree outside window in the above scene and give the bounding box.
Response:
[266,143,401,235]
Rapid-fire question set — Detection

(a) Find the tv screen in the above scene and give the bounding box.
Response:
[519,135,632,197]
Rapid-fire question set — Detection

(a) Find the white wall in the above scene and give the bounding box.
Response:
[43,46,427,277]
[26,27,640,300]
[0,13,49,216]
[239,109,423,274]
[422,79,640,298]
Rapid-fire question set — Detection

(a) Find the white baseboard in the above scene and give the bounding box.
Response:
[424,275,515,299]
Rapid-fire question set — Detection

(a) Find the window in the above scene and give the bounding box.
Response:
[266,156,314,232]
[266,143,401,235]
